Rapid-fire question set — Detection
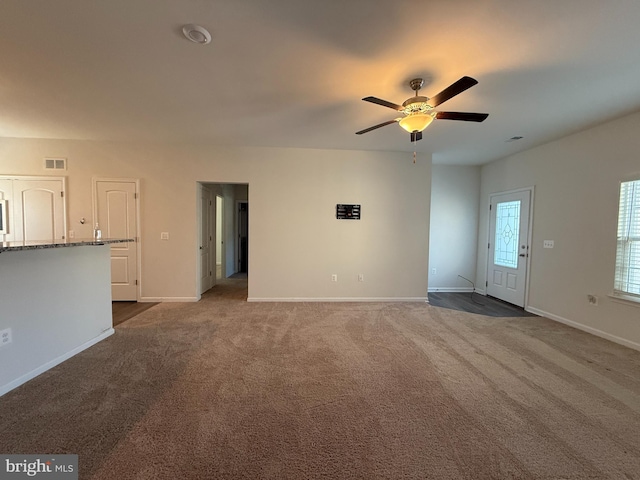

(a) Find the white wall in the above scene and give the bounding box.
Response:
[0,245,113,395]
[429,165,480,292]
[0,139,432,301]
[477,111,640,349]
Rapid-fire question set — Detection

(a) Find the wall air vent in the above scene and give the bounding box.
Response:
[336,204,361,220]
[44,157,67,171]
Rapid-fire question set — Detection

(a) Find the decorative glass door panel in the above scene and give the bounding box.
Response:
[494,200,521,269]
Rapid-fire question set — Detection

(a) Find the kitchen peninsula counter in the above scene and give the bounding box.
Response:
[0,237,132,253]
[0,238,133,396]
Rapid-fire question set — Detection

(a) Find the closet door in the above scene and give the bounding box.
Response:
[95,179,138,300]
[13,179,66,241]
[0,179,13,240]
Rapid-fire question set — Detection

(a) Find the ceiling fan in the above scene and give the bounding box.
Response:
[356,76,488,142]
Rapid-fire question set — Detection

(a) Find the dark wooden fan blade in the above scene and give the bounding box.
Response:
[429,76,478,108]
[362,96,403,111]
[436,111,489,122]
[410,131,423,142]
[355,119,399,135]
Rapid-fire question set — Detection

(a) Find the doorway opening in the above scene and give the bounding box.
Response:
[238,201,248,274]
[197,183,248,298]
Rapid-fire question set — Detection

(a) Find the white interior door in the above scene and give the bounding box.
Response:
[487,190,531,307]
[13,179,65,241]
[215,195,224,279]
[0,179,13,241]
[199,186,215,294]
[95,179,138,301]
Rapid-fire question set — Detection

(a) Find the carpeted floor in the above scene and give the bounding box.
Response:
[1,278,640,479]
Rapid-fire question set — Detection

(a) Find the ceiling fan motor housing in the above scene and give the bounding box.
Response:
[402,96,433,115]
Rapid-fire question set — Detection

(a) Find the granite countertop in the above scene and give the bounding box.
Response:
[0,238,134,253]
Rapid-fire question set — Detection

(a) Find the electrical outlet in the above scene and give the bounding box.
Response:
[331,274,338,282]
[431,268,437,275]
[68,230,75,238]
[0,328,12,348]
[543,240,554,249]
[358,273,364,282]
[587,294,599,305]
[160,232,169,240]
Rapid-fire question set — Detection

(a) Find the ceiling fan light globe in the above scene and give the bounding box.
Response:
[399,114,434,133]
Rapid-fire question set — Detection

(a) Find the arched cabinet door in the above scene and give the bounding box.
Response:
[12,178,66,242]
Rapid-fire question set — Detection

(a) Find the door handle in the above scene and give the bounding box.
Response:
[200,246,203,250]
[519,253,526,257]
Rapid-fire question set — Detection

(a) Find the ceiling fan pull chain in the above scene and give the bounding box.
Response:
[413,139,417,164]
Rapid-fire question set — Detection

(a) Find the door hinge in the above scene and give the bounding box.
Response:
[488,242,490,249]
[60,191,64,198]
[134,193,138,199]
[210,271,212,276]
[135,279,138,285]
[486,281,488,287]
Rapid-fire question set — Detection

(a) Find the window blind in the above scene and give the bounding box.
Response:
[614,179,640,297]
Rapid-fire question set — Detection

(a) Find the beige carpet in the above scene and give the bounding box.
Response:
[1,279,640,479]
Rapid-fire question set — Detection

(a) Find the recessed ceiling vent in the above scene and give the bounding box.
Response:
[182,24,211,45]
[44,157,67,171]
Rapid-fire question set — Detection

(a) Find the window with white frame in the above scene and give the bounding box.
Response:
[614,178,640,299]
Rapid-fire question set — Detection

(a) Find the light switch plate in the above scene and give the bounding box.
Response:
[543,240,554,248]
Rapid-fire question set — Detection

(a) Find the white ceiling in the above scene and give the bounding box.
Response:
[2,0,640,165]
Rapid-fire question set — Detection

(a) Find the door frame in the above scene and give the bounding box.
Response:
[485,186,535,308]
[92,177,141,301]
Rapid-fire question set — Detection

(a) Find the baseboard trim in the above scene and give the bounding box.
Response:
[139,296,199,303]
[247,297,428,303]
[0,328,115,397]
[427,287,474,293]
[526,306,640,352]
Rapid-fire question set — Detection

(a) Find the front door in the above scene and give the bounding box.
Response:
[487,189,531,307]
[95,179,138,301]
